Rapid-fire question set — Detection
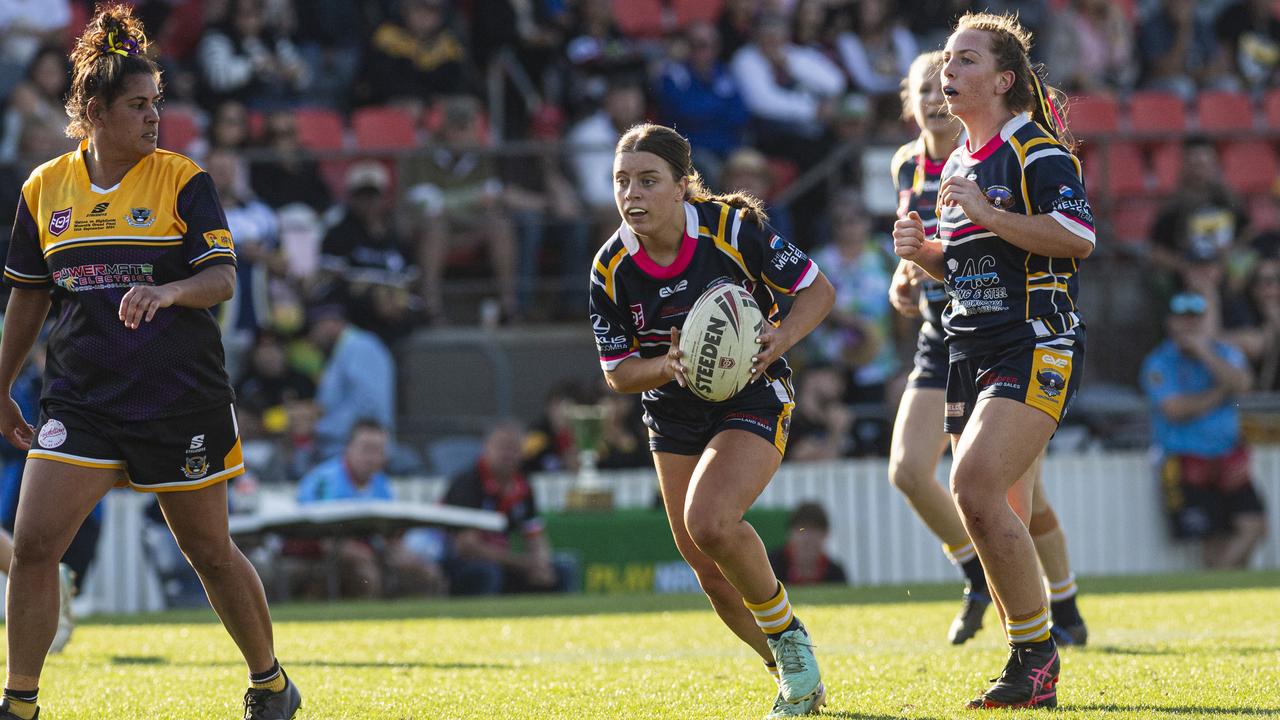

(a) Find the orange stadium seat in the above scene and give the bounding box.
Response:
[613,0,667,38]
[1085,142,1146,196]
[158,106,200,154]
[1264,88,1280,130]
[1196,90,1255,133]
[673,0,723,27]
[1068,94,1119,138]
[293,107,346,151]
[1109,199,1158,245]
[1220,140,1278,194]
[1149,142,1183,194]
[1127,91,1186,135]
[352,106,419,150]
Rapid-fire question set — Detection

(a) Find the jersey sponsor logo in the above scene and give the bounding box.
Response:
[591,313,610,335]
[53,263,155,291]
[125,207,156,228]
[1051,197,1093,223]
[945,402,966,417]
[949,255,1007,315]
[629,303,645,329]
[187,434,206,452]
[769,235,785,249]
[37,419,67,448]
[658,278,688,298]
[182,455,209,480]
[203,229,233,249]
[985,185,1015,209]
[88,202,110,216]
[48,207,72,236]
[981,373,1023,391]
[724,411,771,431]
[770,244,807,272]
[1040,353,1069,368]
[1058,185,1074,198]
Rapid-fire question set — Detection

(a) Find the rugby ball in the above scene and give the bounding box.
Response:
[679,284,765,402]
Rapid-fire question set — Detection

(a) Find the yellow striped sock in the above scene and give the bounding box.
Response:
[765,661,780,684]
[744,583,795,636]
[250,663,287,693]
[944,541,978,564]
[2,694,37,720]
[1007,607,1052,644]
[1048,573,1077,602]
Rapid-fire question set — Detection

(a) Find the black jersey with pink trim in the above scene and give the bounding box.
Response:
[937,115,1093,360]
[589,199,819,407]
[891,138,949,340]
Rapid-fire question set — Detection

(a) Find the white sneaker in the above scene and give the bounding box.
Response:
[49,564,75,653]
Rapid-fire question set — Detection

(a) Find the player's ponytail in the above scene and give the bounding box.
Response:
[954,12,1075,153]
[65,3,161,140]
[616,123,771,228]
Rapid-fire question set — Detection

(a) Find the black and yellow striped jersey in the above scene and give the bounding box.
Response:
[936,115,1093,360]
[891,137,949,339]
[5,140,237,420]
[589,199,819,408]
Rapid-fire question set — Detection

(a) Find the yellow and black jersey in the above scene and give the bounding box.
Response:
[891,138,949,340]
[5,140,237,421]
[937,115,1093,360]
[588,199,819,410]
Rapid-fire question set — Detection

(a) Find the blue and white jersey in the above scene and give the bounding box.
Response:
[891,137,948,340]
[937,114,1094,359]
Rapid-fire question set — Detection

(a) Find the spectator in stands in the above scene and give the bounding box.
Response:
[0,0,70,100]
[730,12,845,167]
[786,365,853,462]
[524,380,584,473]
[292,0,364,109]
[715,0,761,64]
[322,161,421,341]
[561,0,644,115]
[443,421,573,595]
[294,419,446,598]
[196,0,310,109]
[767,502,848,586]
[1136,0,1231,100]
[308,302,396,459]
[350,0,471,112]
[596,386,650,470]
[834,0,918,96]
[567,77,647,233]
[249,110,333,213]
[718,148,793,246]
[403,96,517,324]
[1150,136,1249,291]
[1213,0,1280,90]
[808,190,902,439]
[207,99,251,152]
[1142,292,1267,568]
[656,22,750,183]
[0,46,74,168]
[235,329,317,441]
[1044,0,1136,93]
[1224,255,1280,391]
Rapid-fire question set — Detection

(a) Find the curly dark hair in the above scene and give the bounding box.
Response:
[64,3,161,140]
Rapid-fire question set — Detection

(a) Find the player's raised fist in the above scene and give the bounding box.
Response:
[893,211,926,260]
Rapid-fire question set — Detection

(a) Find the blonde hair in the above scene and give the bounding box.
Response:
[953,12,1074,152]
[900,50,945,121]
[65,3,161,140]
[615,123,770,227]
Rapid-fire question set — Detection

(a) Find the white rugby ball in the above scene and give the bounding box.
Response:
[679,284,765,401]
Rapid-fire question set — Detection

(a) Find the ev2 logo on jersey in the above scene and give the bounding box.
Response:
[1040,354,1069,368]
[659,279,688,298]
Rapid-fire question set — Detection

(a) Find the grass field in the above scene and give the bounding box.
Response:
[17,570,1280,719]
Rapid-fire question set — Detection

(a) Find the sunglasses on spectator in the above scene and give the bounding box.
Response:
[1169,293,1207,316]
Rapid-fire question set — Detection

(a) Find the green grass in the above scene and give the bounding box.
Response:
[21,570,1280,719]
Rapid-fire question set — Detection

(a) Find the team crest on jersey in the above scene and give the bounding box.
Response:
[48,207,72,236]
[1036,368,1066,398]
[182,455,209,480]
[125,207,156,228]
[985,185,1014,209]
[629,303,645,328]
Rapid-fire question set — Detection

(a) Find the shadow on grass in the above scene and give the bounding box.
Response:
[1093,643,1280,656]
[1070,704,1280,716]
[87,569,1280,625]
[109,655,510,671]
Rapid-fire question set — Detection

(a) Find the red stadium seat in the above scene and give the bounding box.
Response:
[1069,94,1119,137]
[158,106,201,154]
[1127,91,1187,135]
[1264,88,1280,130]
[1109,199,1158,245]
[1084,142,1146,196]
[293,107,346,151]
[352,106,419,150]
[1149,142,1183,193]
[1249,193,1279,231]
[1196,90,1255,133]
[1219,140,1278,194]
[673,0,723,27]
[613,0,667,38]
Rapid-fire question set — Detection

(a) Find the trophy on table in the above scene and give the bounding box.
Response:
[564,402,613,510]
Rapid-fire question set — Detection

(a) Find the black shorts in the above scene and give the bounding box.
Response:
[1160,445,1266,539]
[644,377,795,456]
[29,401,245,492]
[943,336,1083,435]
[905,326,949,391]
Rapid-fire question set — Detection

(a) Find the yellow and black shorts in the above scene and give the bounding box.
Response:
[29,401,244,492]
[943,336,1083,435]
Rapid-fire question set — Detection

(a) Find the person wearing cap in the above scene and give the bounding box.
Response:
[1141,292,1267,568]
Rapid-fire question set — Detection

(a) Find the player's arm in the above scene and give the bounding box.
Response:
[939,176,1093,259]
[892,211,946,280]
[118,264,236,330]
[750,271,835,377]
[604,332,687,394]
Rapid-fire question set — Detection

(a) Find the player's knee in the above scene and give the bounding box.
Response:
[179,537,236,576]
[888,458,930,496]
[11,528,66,567]
[684,512,734,556]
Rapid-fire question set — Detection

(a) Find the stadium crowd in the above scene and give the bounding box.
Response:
[0,0,1277,600]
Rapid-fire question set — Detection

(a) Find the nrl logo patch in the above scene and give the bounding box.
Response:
[49,207,72,236]
[125,207,156,228]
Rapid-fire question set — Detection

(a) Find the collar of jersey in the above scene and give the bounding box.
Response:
[74,138,150,193]
[617,202,699,280]
[957,113,1029,166]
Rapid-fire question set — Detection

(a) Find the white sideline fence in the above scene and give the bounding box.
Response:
[78,446,1280,615]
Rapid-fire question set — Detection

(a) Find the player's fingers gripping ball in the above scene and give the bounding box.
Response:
[666,327,688,388]
[678,284,766,402]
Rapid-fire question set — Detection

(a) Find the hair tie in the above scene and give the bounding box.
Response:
[104,30,141,57]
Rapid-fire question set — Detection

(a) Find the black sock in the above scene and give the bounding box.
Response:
[961,558,988,595]
[766,616,802,640]
[1051,596,1082,627]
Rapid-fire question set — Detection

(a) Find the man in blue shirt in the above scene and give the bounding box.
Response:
[308,304,396,459]
[1141,292,1267,568]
